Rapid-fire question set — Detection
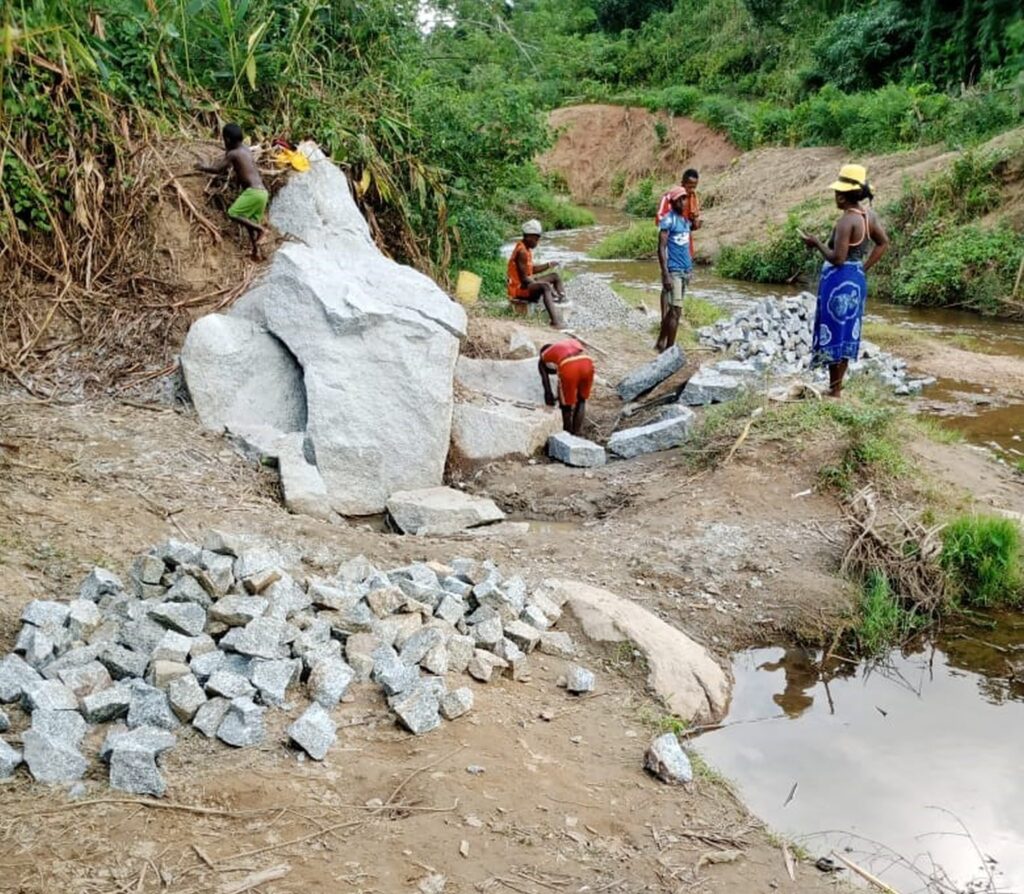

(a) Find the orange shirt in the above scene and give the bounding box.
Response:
[541,339,584,367]
[507,241,533,298]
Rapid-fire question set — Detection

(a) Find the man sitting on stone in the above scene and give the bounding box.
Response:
[538,338,594,435]
[507,219,567,328]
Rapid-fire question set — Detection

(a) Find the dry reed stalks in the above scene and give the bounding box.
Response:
[840,485,947,618]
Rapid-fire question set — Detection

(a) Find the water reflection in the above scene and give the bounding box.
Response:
[696,631,1024,892]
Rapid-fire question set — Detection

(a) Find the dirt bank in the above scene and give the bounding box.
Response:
[538,104,739,203]
[541,104,1024,257]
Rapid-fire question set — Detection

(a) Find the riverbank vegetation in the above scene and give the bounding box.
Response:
[713,142,1024,315]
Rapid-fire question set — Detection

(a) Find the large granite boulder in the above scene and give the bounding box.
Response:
[180,143,467,516]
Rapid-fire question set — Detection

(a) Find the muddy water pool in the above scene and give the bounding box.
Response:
[536,211,1024,455]
[693,635,1024,893]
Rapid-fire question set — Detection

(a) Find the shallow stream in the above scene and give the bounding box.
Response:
[537,212,1024,891]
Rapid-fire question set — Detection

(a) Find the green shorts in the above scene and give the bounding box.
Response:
[228,188,269,223]
[661,272,691,308]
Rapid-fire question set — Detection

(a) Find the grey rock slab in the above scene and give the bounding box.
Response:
[386,486,505,536]
[644,733,693,784]
[366,585,405,618]
[288,702,337,760]
[216,696,265,747]
[520,604,550,631]
[0,738,22,777]
[209,595,268,628]
[441,576,473,599]
[680,367,745,406]
[127,681,179,731]
[66,600,102,641]
[228,617,296,660]
[250,659,301,706]
[192,697,231,738]
[297,639,343,673]
[467,650,507,683]
[57,662,111,699]
[434,593,467,626]
[15,625,55,668]
[399,628,445,667]
[452,399,563,464]
[278,433,337,521]
[616,346,685,401]
[374,659,420,698]
[253,234,464,514]
[109,746,166,797]
[180,313,307,435]
[133,554,166,586]
[504,621,541,654]
[165,574,212,609]
[167,673,207,721]
[0,654,43,703]
[22,728,87,783]
[22,679,79,712]
[421,644,449,676]
[79,567,123,602]
[156,539,202,569]
[190,649,225,682]
[101,724,176,762]
[470,616,503,648]
[446,635,476,674]
[565,664,595,694]
[528,591,563,626]
[81,682,132,723]
[148,602,206,637]
[99,644,149,681]
[205,670,256,700]
[152,630,193,664]
[147,660,191,689]
[538,631,576,658]
[547,432,607,467]
[391,685,441,736]
[454,356,547,405]
[0,709,8,733]
[607,412,695,459]
[345,632,381,682]
[439,687,474,721]
[308,656,355,708]
[118,616,167,656]
[200,551,235,596]
[22,599,70,630]
[309,580,363,612]
[31,708,87,746]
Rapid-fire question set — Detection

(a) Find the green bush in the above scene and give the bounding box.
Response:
[515,183,595,231]
[857,570,920,655]
[941,515,1023,607]
[886,225,1023,314]
[715,215,817,283]
[589,222,659,259]
[624,177,658,218]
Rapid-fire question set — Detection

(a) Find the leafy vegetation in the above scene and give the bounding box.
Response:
[856,570,923,655]
[715,143,1024,313]
[590,222,659,259]
[941,515,1023,607]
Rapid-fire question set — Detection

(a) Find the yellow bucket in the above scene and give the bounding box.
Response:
[454,270,481,305]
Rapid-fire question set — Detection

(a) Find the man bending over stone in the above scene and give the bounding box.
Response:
[196,123,269,260]
[539,338,594,435]
[508,219,567,328]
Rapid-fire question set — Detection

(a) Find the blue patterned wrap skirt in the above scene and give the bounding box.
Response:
[812,260,867,366]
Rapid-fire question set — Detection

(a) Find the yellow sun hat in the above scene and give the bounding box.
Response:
[829,163,868,192]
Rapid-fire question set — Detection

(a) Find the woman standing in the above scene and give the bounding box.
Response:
[801,164,890,397]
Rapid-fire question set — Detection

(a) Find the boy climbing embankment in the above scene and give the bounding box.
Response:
[196,123,269,260]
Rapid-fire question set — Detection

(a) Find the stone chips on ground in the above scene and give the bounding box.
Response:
[0,533,581,797]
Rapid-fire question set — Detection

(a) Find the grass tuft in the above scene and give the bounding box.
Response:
[940,515,1023,607]
[856,570,922,654]
[589,222,658,260]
